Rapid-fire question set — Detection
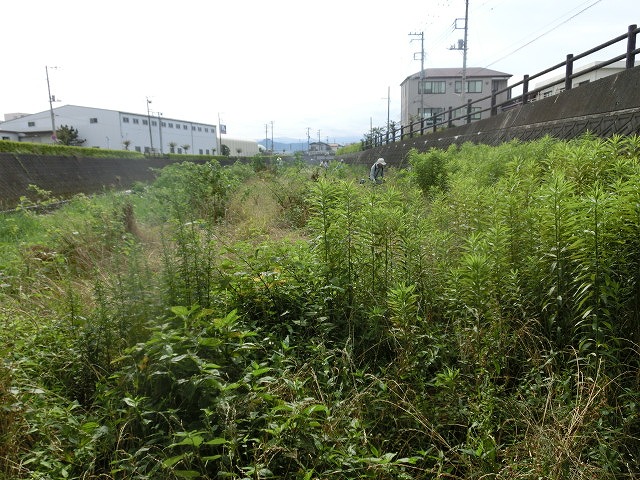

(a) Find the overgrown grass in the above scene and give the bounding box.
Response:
[1,136,639,479]
[0,139,144,158]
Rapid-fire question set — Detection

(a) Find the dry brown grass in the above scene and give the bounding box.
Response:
[222,176,308,245]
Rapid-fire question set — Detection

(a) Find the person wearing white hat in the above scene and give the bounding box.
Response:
[369,157,387,183]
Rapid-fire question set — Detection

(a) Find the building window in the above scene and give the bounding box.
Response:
[133,118,139,124]
[206,149,210,155]
[89,117,98,124]
[199,148,203,154]
[168,122,173,128]
[455,80,483,94]
[2,136,9,140]
[178,147,183,154]
[454,106,482,121]
[123,117,130,123]
[135,146,141,152]
[419,80,446,94]
[142,119,148,125]
[28,121,35,127]
[161,121,166,127]
[419,107,445,124]
[198,126,202,131]
[151,120,157,126]
[192,126,196,131]
[183,125,188,130]
[175,123,180,129]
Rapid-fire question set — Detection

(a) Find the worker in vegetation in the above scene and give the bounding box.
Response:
[369,157,386,183]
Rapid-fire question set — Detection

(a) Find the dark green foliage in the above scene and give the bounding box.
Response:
[55,124,86,146]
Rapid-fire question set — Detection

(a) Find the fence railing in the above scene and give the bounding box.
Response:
[363,24,639,150]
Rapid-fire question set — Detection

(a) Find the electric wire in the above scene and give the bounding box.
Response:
[479,0,605,68]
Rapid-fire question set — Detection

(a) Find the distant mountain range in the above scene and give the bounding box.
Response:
[257,136,360,153]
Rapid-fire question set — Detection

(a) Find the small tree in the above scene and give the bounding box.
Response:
[236,148,242,157]
[181,144,190,154]
[122,139,131,150]
[56,125,85,146]
[169,141,177,154]
[221,144,230,156]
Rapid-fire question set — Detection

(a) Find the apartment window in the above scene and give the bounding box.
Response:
[455,80,483,94]
[454,106,482,121]
[419,107,444,125]
[419,80,446,94]
[123,117,130,123]
[28,121,35,127]
[133,118,139,124]
[89,117,98,124]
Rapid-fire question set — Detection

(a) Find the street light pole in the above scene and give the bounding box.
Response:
[146,97,154,153]
[45,66,57,142]
[157,112,163,155]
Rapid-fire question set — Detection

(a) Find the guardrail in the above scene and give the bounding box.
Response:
[364,24,639,149]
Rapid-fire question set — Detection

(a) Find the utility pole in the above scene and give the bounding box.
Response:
[270,120,274,153]
[45,66,58,142]
[450,0,469,101]
[265,123,269,151]
[409,32,425,121]
[157,112,163,155]
[382,86,390,137]
[306,127,311,151]
[146,97,154,153]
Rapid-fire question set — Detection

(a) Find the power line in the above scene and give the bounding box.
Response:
[482,0,604,68]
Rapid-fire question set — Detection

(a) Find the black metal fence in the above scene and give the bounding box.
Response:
[364,24,639,150]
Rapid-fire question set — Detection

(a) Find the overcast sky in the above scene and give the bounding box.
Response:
[1,0,636,142]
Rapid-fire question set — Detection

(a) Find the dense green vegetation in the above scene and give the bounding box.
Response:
[0,139,232,163]
[0,139,144,158]
[1,135,639,479]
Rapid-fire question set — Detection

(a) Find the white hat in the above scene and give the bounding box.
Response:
[376,158,386,165]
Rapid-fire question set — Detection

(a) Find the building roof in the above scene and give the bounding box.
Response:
[401,67,512,85]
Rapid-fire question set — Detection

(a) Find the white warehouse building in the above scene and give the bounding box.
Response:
[0,105,221,155]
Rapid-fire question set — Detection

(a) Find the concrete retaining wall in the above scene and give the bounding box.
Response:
[0,154,212,209]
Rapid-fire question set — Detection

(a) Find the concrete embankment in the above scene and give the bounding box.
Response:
[0,154,208,209]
